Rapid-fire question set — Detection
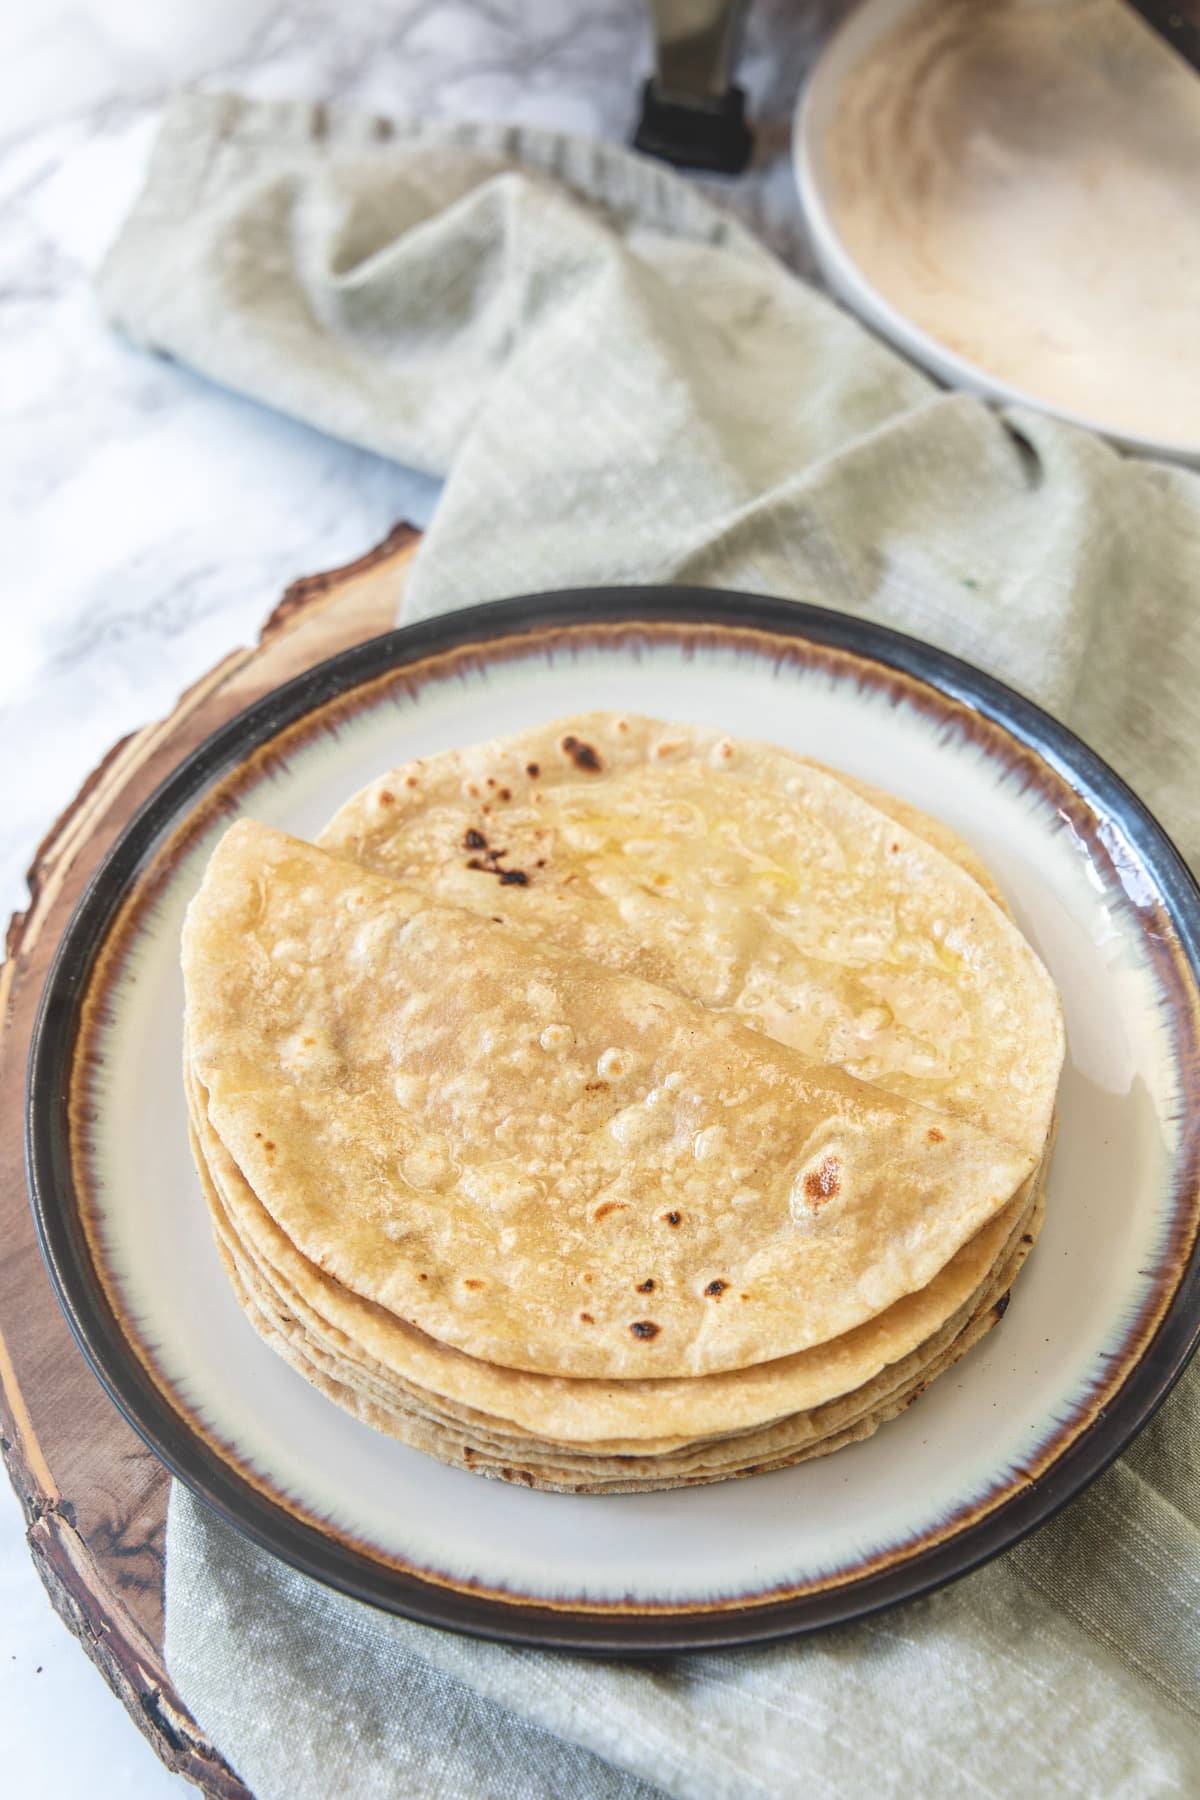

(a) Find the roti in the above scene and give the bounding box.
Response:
[187,1049,1048,1444]
[183,821,1035,1380]
[319,713,1063,1158]
[208,1176,1042,1493]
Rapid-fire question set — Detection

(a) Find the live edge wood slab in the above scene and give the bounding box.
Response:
[0,525,421,1798]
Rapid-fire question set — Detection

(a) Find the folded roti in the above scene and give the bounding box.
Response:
[320,713,1064,1159]
[184,822,1034,1380]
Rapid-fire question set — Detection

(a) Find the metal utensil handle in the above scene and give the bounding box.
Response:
[634,0,753,173]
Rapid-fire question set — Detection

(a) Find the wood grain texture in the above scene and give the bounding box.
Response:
[0,523,420,1796]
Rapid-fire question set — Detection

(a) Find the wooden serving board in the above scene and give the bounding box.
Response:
[0,525,421,1797]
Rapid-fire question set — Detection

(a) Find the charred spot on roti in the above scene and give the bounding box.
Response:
[994,1291,1012,1320]
[662,1210,683,1226]
[636,1278,656,1293]
[705,1279,729,1298]
[653,734,688,759]
[579,1311,594,1323]
[526,762,540,778]
[561,734,603,772]
[630,1320,660,1340]
[803,1155,842,1207]
[593,1200,629,1221]
[378,790,395,807]
[462,828,531,885]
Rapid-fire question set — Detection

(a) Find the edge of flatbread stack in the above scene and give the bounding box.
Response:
[182,714,1063,1493]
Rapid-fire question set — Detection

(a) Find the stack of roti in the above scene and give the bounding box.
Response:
[182,715,1063,1492]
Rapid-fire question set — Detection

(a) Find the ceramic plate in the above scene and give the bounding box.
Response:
[794,0,1200,467]
[27,590,1200,1652]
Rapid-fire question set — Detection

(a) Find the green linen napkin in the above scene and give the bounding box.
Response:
[102,91,1200,1799]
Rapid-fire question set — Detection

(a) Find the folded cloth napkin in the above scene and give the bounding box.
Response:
[101,92,1200,1800]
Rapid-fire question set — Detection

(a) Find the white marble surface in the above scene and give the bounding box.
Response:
[0,0,843,1791]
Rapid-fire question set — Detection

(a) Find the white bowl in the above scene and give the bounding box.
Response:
[794,0,1200,467]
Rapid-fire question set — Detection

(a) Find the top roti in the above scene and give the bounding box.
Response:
[184,822,1035,1380]
[321,713,1063,1158]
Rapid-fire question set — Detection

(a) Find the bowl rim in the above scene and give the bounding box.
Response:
[793,0,1200,468]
